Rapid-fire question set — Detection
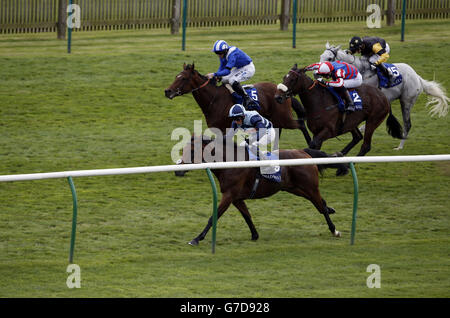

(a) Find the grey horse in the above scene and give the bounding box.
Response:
[320,42,449,150]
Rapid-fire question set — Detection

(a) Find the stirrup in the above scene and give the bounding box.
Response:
[345,104,355,113]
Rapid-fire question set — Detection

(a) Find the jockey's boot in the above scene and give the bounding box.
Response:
[377,63,395,87]
[232,82,258,110]
[336,86,355,113]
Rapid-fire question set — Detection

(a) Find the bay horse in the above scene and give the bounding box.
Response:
[179,135,349,246]
[164,63,311,146]
[320,43,449,150]
[275,64,403,156]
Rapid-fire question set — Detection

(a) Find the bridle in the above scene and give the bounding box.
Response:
[326,47,356,64]
[281,69,322,97]
[172,70,211,96]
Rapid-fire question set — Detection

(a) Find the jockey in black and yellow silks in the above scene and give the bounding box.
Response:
[349,36,395,87]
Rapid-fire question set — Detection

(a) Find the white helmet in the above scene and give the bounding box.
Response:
[317,62,334,75]
[212,40,229,54]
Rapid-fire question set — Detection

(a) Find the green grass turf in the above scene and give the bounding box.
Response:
[0,19,449,297]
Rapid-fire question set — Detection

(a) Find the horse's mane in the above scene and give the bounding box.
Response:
[184,64,218,86]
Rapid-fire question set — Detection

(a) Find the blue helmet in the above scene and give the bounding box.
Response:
[228,104,245,118]
[212,40,229,54]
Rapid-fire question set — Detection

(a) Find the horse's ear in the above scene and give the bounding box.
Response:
[183,62,187,69]
[192,62,195,70]
[293,63,298,69]
[336,45,341,50]
[326,42,330,49]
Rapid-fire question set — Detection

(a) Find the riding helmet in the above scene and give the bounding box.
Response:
[317,62,334,75]
[349,36,362,53]
[228,104,245,118]
[212,40,229,54]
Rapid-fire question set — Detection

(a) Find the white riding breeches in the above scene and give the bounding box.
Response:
[222,62,255,85]
[343,73,363,89]
[248,127,276,159]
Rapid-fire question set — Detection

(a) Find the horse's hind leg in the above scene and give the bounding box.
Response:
[233,200,259,241]
[189,193,233,246]
[395,96,417,150]
[286,187,340,237]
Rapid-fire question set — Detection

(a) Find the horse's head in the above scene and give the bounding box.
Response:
[165,63,208,99]
[320,42,341,62]
[275,64,308,104]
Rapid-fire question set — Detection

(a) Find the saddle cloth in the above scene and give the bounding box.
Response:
[326,87,363,112]
[376,63,402,88]
[230,85,261,111]
[247,147,281,183]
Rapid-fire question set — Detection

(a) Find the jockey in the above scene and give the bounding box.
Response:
[305,61,363,113]
[225,104,275,160]
[348,36,394,86]
[206,40,258,110]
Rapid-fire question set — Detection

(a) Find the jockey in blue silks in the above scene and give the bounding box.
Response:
[225,104,276,160]
[305,61,362,113]
[206,40,258,110]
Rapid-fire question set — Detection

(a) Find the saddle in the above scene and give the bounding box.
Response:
[376,63,402,88]
[326,87,363,112]
[225,84,261,111]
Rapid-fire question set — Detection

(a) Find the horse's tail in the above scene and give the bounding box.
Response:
[386,108,404,139]
[303,148,349,177]
[419,77,450,117]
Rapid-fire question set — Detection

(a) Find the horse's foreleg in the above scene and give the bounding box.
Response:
[297,120,312,147]
[340,128,363,155]
[189,193,233,246]
[233,200,259,241]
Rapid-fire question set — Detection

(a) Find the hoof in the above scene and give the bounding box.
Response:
[333,230,341,238]
[251,233,259,241]
[336,167,349,177]
[188,239,199,246]
[175,171,186,177]
[328,207,336,214]
[331,151,344,157]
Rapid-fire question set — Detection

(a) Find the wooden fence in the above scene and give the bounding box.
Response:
[0,0,449,34]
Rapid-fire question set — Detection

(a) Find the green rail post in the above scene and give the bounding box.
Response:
[67,176,78,263]
[68,0,73,53]
[181,0,187,51]
[401,0,407,41]
[205,168,218,253]
[349,163,359,245]
[292,0,298,48]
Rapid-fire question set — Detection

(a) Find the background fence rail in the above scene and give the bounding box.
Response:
[0,0,449,35]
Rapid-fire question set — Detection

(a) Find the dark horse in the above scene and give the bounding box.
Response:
[179,135,349,246]
[164,63,311,145]
[275,64,403,156]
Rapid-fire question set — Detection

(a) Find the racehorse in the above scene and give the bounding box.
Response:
[179,135,348,246]
[275,64,403,156]
[320,42,449,150]
[164,63,311,146]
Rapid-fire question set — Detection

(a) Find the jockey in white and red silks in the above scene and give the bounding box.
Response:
[305,61,362,112]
